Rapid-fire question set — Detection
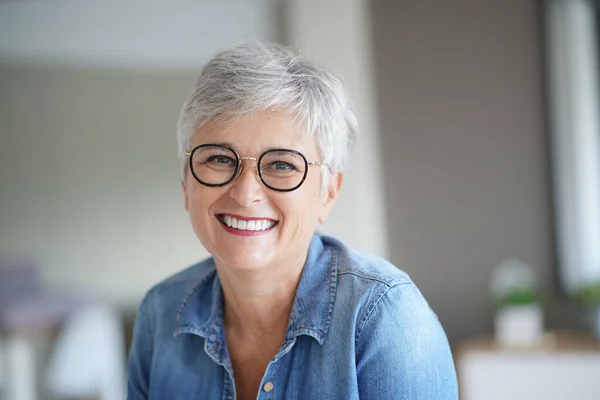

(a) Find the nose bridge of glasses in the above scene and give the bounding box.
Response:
[236,156,261,180]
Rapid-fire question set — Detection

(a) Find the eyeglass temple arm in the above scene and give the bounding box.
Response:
[308,161,332,173]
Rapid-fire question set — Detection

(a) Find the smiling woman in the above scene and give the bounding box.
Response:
[126,42,458,400]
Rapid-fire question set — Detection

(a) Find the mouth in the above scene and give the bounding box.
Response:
[216,214,279,232]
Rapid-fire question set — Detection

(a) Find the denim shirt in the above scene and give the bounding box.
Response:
[127,235,458,399]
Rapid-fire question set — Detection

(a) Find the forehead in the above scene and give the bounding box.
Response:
[192,110,317,155]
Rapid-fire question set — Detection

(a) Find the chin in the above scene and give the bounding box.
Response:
[215,249,273,272]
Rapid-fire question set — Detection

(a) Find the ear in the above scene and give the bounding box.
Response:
[317,171,343,223]
[181,179,190,213]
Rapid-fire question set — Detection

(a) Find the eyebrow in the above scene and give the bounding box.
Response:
[205,142,301,153]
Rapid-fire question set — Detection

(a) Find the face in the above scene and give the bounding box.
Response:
[182,110,343,273]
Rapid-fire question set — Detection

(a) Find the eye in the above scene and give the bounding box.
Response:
[206,155,236,166]
[268,161,296,171]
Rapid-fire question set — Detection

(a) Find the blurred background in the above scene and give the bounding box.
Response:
[1,0,600,399]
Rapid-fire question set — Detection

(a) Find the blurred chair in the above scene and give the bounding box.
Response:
[0,260,125,400]
[44,302,126,400]
[0,261,81,400]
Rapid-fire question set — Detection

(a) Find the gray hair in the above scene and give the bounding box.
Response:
[176,42,358,189]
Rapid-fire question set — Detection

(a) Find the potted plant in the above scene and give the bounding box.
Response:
[491,259,544,347]
[574,280,600,341]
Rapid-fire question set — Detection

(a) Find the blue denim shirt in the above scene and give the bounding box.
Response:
[127,235,458,399]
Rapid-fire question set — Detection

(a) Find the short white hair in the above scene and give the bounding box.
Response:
[176,42,357,188]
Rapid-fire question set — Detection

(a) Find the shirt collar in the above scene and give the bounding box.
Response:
[174,261,223,339]
[287,235,338,344]
[174,235,338,345]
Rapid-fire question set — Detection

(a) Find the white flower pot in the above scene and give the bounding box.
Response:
[494,304,543,347]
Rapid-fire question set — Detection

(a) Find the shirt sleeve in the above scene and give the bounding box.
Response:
[355,282,458,400]
[127,292,154,400]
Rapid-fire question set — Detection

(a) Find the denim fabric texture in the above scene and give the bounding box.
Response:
[127,235,458,399]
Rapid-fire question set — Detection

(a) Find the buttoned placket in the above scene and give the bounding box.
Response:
[256,362,277,400]
[204,323,301,400]
[255,334,298,400]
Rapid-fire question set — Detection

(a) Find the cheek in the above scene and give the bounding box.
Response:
[279,188,322,231]
[187,186,216,223]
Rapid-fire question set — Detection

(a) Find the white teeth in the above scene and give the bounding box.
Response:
[221,215,275,231]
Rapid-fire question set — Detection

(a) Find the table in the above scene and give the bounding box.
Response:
[456,332,600,400]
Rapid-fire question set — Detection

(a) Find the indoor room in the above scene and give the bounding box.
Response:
[1,1,599,399]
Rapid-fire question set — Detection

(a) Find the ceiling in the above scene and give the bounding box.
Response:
[0,0,277,70]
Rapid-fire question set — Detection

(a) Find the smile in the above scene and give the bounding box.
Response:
[216,214,278,233]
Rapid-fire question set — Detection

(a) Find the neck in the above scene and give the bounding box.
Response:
[217,254,306,337]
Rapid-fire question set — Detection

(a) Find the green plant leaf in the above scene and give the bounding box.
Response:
[574,281,600,305]
[496,287,538,306]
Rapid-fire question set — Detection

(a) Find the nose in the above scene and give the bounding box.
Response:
[228,161,264,207]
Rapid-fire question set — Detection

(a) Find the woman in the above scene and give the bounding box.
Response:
[127,42,457,400]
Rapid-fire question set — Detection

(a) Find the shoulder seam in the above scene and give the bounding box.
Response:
[338,270,410,287]
[355,281,413,343]
[323,247,338,336]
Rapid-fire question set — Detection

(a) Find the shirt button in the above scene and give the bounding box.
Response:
[263,382,274,392]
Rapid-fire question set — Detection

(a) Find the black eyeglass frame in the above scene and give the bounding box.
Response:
[184,144,329,192]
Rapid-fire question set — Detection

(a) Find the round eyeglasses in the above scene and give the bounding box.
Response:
[185,144,329,192]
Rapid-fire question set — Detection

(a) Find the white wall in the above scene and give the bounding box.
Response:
[0,67,201,310]
[284,0,389,258]
[0,1,277,310]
